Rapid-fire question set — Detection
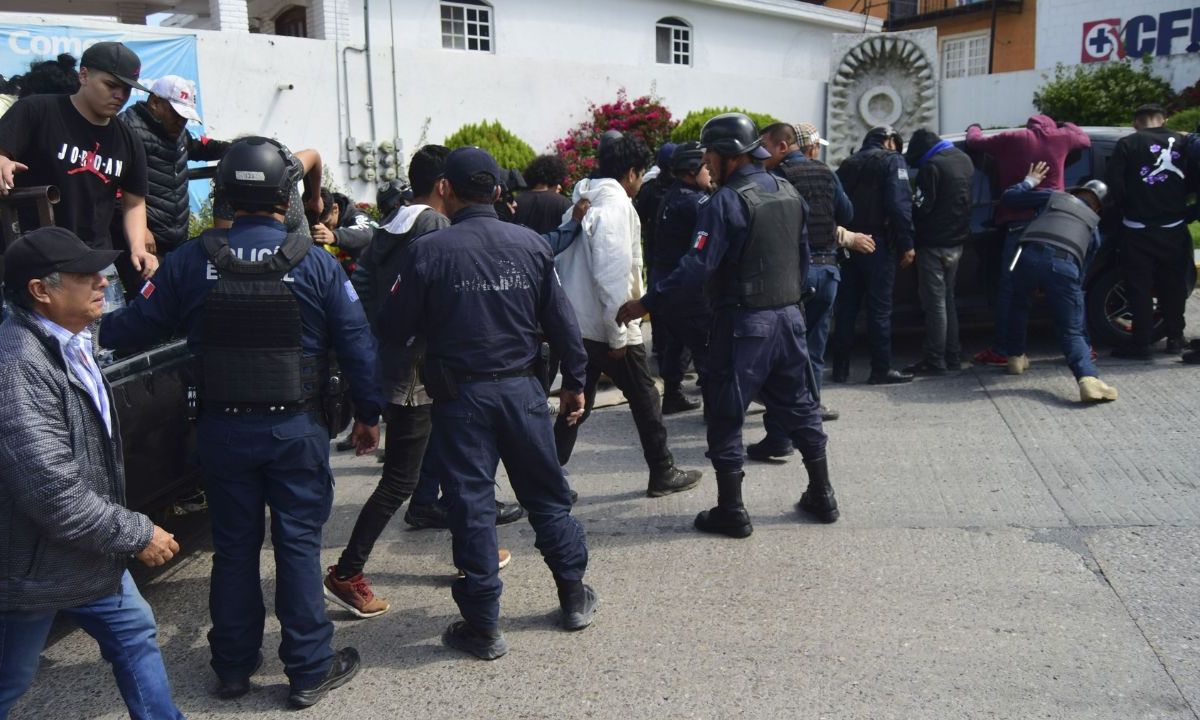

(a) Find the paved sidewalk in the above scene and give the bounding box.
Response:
[12,295,1200,719]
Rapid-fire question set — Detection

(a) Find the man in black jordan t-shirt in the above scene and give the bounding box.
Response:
[0,42,156,279]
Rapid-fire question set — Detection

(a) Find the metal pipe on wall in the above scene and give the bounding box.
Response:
[362,0,377,154]
[387,0,400,153]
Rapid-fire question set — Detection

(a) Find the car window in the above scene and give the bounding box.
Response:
[1063,148,1091,186]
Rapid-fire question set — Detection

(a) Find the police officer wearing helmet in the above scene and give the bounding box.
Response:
[380,147,595,660]
[100,136,383,709]
[651,140,713,414]
[831,125,917,385]
[999,162,1118,403]
[618,113,838,538]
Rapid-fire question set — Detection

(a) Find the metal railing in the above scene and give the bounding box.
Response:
[0,185,59,249]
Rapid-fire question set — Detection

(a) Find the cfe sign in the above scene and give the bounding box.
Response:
[1081,8,1200,62]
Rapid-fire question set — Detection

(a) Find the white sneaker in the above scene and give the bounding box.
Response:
[1078,376,1118,402]
[1006,354,1029,375]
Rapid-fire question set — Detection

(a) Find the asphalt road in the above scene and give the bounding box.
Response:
[12,294,1200,719]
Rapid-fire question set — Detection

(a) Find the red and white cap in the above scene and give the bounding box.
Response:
[150,75,202,124]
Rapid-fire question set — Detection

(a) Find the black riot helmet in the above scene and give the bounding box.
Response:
[216,136,293,211]
[700,113,770,158]
[864,125,904,155]
[671,141,705,173]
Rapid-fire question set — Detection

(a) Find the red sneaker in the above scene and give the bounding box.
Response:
[324,567,390,619]
[972,348,1008,367]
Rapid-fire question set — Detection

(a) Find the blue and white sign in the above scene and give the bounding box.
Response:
[0,24,212,210]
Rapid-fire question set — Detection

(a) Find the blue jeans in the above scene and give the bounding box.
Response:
[990,226,1023,354]
[1004,243,1098,379]
[803,262,840,389]
[0,571,183,720]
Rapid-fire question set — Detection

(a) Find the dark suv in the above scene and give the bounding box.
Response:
[892,126,1196,346]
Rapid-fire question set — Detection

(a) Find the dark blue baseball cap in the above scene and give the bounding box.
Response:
[444,147,502,197]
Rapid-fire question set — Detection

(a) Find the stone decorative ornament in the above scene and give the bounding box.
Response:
[826,29,939,166]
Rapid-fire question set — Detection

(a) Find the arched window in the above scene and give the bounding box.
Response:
[656,17,691,66]
[274,5,308,38]
[441,0,493,52]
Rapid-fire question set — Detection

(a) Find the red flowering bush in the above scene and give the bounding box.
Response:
[1169,78,1200,112]
[553,90,677,190]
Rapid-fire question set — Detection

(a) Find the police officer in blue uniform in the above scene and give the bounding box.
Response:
[618,114,838,538]
[652,141,713,414]
[100,137,381,709]
[380,147,596,660]
[830,125,916,385]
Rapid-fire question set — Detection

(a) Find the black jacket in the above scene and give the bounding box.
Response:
[905,129,974,248]
[119,101,230,252]
[836,139,915,252]
[1106,126,1192,226]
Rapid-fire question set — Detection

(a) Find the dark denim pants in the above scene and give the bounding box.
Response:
[1004,242,1098,379]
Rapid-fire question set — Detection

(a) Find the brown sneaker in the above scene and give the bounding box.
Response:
[457,549,512,577]
[323,566,390,619]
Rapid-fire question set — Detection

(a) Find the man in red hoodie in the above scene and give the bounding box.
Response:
[965,115,1091,366]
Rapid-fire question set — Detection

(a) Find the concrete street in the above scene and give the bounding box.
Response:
[12,295,1200,720]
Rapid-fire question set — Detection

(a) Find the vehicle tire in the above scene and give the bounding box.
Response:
[1086,266,1196,347]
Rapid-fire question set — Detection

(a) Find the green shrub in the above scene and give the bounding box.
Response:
[1167,106,1200,133]
[444,120,536,171]
[670,107,781,143]
[187,191,214,239]
[1032,59,1176,126]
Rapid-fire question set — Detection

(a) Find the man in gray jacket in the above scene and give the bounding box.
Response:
[0,227,183,718]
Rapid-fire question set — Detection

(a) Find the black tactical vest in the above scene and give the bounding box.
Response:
[1019,192,1099,267]
[780,158,837,252]
[712,173,806,309]
[836,148,888,235]
[200,229,316,405]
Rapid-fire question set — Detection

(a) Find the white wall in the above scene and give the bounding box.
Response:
[1036,0,1200,68]
[940,52,1200,133]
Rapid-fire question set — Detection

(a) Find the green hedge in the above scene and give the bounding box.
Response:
[444,120,536,170]
[1167,107,1200,133]
[1033,59,1175,126]
[670,107,781,143]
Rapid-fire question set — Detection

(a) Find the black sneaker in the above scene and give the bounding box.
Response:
[745,439,794,462]
[442,621,508,660]
[1166,335,1185,354]
[945,354,963,372]
[404,502,449,529]
[661,389,701,415]
[287,647,361,709]
[496,501,524,526]
[215,651,262,700]
[647,466,702,498]
[831,357,850,384]
[559,584,599,631]
[867,369,914,385]
[819,405,840,422]
[901,359,946,377]
[1183,349,1200,365]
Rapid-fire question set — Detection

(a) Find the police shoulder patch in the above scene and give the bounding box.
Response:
[140,280,156,299]
[343,280,360,303]
[694,231,709,251]
[897,167,909,181]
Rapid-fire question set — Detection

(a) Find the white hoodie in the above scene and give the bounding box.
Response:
[555,177,644,348]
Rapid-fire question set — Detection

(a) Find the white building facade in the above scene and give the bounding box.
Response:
[0,1,881,196]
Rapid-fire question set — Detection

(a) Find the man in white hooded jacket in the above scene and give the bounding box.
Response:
[553,135,702,497]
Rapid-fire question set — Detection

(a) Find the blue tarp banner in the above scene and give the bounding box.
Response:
[0,24,211,210]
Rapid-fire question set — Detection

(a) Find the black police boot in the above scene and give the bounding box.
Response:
[287,647,361,709]
[745,438,795,462]
[819,405,840,422]
[215,650,262,700]
[868,368,914,385]
[694,471,753,538]
[496,500,524,525]
[556,576,599,631]
[404,502,449,529]
[797,456,839,523]
[661,383,701,415]
[1166,334,1185,354]
[647,464,702,498]
[442,621,508,660]
[831,356,850,384]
